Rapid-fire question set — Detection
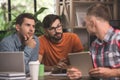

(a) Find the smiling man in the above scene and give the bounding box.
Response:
[0,13,39,74]
[39,14,84,72]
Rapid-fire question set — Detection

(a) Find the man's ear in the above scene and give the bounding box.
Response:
[90,18,96,28]
[44,29,49,36]
[15,24,20,31]
[44,29,47,33]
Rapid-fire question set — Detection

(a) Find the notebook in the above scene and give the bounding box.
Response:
[0,76,26,80]
[68,51,94,78]
[0,51,26,77]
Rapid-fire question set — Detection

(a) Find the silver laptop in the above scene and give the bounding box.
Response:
[68,51,93,78]
[0,51,25,76]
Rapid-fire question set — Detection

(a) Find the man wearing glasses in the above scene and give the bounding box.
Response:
[39,14,84,72]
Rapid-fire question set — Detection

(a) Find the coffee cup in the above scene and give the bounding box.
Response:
[29,60,40,80]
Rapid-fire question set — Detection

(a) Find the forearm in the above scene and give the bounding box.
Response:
[44,65,62,72]
[24,46,33,63]
[24,45,39,73]
[111,68,120,77]
[24,37,39,62]
[45,65,53,72]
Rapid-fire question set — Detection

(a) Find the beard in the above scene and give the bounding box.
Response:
[49,32,63,43]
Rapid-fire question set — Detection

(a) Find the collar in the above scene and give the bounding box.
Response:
[103,27,114,42]
[14,33,22,48]
[96,27,114,45]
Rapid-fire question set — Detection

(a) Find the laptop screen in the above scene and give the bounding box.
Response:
[0,52,25,73]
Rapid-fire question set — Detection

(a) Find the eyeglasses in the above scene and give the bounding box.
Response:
[48,24,62,32]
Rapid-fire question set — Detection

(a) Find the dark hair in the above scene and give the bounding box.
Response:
[87,3,111,21]
[15,13,35,26]
[42,14,61,28]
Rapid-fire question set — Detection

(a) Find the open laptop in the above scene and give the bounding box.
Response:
[68,51,94,79]
[0,51,26,77]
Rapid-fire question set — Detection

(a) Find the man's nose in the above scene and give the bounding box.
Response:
[30,26,35,32]
[55,28,61,33]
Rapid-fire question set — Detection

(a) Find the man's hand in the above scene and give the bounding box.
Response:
[67,67,82,80]
[51,58,69,74]
[24,35,36,48]
[57,58,68,69]
[89,67,116,78]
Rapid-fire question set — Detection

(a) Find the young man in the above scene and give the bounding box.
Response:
[0,13,39,74]
[67,3,120,80]
[39,14,84,71]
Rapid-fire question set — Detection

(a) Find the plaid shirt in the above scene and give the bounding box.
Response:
[90,27,120,80]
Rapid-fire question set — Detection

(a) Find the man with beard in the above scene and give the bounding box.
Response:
[0,13,39,74]
[39,14,84,72]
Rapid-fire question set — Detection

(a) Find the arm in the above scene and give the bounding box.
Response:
[44,64,68,73]
[24,36,39,73]
[39,54,68,72]
[89,67,120,78]
[24,36,39,61]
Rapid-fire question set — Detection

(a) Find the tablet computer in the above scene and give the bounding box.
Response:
[68,51,93,77]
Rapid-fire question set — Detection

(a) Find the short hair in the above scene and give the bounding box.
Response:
[87,3,111,21]
[15,13,35,26]
[42,14,61,28]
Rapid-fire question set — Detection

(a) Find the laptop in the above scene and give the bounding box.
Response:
[0,51,26,77]
[68,51,94,78]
